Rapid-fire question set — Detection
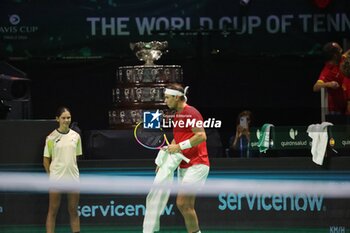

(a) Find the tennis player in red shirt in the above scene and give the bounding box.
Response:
[313,42,346,114]
[165,83,210,233]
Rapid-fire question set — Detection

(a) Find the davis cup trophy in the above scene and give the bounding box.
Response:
[110,41,182,129]
[130,41,168,66]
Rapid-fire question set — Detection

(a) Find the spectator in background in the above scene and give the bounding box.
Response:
[227,110,253,158]
[313,42,346,115]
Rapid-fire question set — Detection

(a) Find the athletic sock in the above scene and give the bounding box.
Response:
[193,230,201,233]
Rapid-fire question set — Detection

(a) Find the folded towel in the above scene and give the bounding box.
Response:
[307,122,333,165]
[258,123,274,153]
[155,147,190,168]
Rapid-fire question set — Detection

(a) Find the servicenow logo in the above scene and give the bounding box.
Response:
[218,193,324,212]
[79,200,174,217]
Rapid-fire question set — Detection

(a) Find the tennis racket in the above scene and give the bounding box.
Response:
[134,121,170,150]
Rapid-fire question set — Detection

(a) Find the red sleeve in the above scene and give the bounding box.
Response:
[343,78,350,100]
[318,66,329,82]
[185,106,204,130]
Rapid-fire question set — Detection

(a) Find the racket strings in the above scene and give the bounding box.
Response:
[134,122,168,149]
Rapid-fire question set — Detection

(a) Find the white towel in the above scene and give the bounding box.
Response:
[143,149,189,233]
[307,122,333,165]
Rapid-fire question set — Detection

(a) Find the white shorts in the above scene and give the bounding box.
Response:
[178,164,210,186]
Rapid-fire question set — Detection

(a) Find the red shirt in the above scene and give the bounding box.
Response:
[343,77,350,99]
[317,62,346,113]
[173,105,210,168]
[342,77,350,114]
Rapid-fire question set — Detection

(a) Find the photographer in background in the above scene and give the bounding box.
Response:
[227,110,253,158]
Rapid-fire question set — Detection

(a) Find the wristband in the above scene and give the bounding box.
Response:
[179,139,192,150]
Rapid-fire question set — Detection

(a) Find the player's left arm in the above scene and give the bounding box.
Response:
[167,127,206,153]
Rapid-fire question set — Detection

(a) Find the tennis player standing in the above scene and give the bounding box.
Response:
[165,84,210,233]
[43,106,82,233]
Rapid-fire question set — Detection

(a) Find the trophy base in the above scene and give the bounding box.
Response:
[109,106,175,129]
[117,65,183,84]
[113,84,167,104]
